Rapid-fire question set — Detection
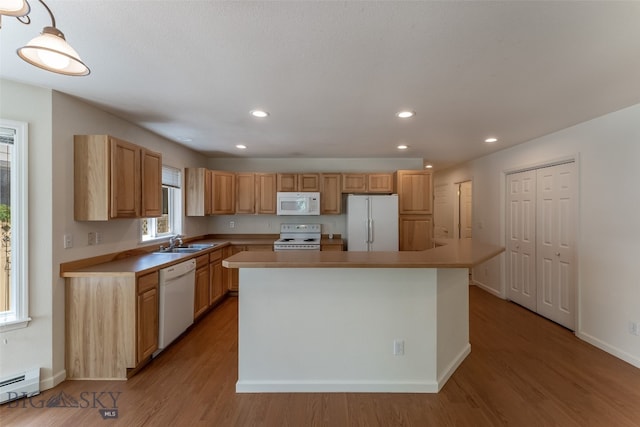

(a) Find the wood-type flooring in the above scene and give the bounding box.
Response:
[2,286,639,426]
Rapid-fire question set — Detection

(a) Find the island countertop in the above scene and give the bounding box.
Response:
[223,239,504,269]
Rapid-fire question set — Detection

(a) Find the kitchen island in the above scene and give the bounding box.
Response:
[223,239,503,393]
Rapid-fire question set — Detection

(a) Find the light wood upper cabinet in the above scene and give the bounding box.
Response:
[211,171,236,214]
[141,149,162,218]
[399,215,433,251]
[235,172,277,214]
[298,174,320,191]
[277,173,320,192]
[185,168,211,216]
[256,173,277,214]
[320,173,342,214]
[367,173,395,193]
[236,173,256,214]
[341,173,394,193]
[341,173,367,193]
[396,170,433,214]
[75,135,162,221]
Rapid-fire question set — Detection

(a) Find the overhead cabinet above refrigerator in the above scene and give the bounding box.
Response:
[347,194,398,251]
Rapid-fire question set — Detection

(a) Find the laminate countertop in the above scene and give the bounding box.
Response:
[223,239,504,269]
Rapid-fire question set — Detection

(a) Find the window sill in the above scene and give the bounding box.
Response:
[0,317,32,333]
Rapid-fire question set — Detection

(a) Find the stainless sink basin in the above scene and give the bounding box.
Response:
[153,243,218,254]
[187,243,218,249]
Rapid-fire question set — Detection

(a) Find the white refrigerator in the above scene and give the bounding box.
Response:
[347,194,399,251]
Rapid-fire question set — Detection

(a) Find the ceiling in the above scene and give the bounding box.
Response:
[1,1,640,169]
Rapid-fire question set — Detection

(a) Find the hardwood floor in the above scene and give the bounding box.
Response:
[2,286,640,426]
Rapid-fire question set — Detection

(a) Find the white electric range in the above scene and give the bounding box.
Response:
[273,224,321,251]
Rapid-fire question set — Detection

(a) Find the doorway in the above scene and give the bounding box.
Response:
[505,161,577,330]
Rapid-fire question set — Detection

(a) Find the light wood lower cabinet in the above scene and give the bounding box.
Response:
[399,215,433,251]
[194,254,210,319]
[209,249,225,305]
[137,272,159,362]
[321,242,344,251]
[66,271,159,379]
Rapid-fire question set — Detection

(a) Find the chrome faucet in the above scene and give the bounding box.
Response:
[168,234,184,249]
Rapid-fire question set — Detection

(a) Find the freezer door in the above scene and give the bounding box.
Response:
[369,195,399,251]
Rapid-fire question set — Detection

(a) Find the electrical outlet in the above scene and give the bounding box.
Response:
[63,234,73,249]
[393,339,405,356]
[88,232,96,245]
[95,232,103,244]
[229,221,235,229]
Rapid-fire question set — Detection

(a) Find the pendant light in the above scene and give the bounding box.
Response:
[0,0,30,19]
[2,0,90,76]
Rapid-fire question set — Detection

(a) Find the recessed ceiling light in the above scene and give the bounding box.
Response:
[177,136,192,142]
[485,137,498,143]
[250,110,269,118]
[397,144,409,150]
[236,144,247,149]
[424,164,433,169]
[396,111,415,119]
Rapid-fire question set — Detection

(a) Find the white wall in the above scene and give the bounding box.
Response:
[434,103,640,368]
[207,157,422,235]
[0,79,211,389]
[0,80,55,387]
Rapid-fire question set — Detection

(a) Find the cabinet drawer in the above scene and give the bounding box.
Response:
[195,254,209,269]
[137,271,158,294]
[209,249,223,263]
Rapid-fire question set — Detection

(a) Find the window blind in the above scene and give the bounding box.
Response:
[162,165,181,188]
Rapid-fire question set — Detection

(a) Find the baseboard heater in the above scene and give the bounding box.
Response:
[0,368,40,404]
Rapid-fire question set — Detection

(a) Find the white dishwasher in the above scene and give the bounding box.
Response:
[155,258,196,356]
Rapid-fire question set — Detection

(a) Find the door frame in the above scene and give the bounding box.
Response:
[502,155,581,332]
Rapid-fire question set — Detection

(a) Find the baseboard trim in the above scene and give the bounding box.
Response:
[236,379,440,393]
[437,343,471,391]
[471,280,502,298]
[40,369,66,391]
[576,331,640,369]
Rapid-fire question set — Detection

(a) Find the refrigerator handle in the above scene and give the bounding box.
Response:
[365,197,371,243]
[368,219,373,243]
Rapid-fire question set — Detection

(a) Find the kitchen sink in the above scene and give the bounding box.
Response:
[187,243,218,249]
[153,243,218,254]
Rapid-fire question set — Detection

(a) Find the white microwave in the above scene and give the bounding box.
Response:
[276,192,321,216]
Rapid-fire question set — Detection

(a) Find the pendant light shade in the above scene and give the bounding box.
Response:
[0,0,30,17]
[17,26,90,75]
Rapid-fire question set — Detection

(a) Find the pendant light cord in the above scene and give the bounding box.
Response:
[16,0,56,27]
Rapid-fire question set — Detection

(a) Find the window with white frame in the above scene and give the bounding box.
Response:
[141,165,182,242]
[0,120,30,331]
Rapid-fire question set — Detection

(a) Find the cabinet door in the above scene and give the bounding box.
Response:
[256,173,277,214]
[399,215,433,251]
[194,265,210,319]
[141,149,162,218]
[277,173,298,192]
[137,272,159,363]
[185,168,210,217]
[111,137,141,218]
[211,171,236,214]
[210,261,224,305]
[397,170,433,214]
[341,174,367,193]
[298,174,320,191]
[368,173,394,193]
[320,173,341,214]
[236,173,256,214]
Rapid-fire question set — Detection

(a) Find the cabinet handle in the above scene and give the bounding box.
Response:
[555,252,560,257]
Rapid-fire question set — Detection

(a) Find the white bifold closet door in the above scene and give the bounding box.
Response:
[506,162,577,330]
